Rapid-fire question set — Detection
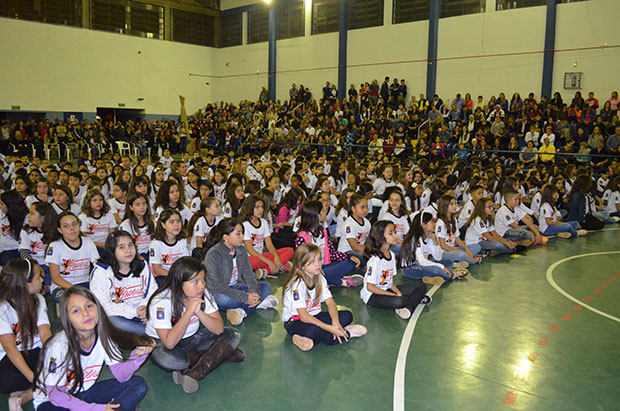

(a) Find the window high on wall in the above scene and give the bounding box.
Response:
[277,0,304,40]
[0,0,82,27]
[349,0,383,30]
[172,9,215,47]
[392,0,428,24]
[91,0,163,39]
[219,14,242,47]
[497,0,588,10]
[312,0,339,35]
[440,0,485,18]
[248,7,269,43]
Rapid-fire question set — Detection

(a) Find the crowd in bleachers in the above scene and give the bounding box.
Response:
[0,83,619,410]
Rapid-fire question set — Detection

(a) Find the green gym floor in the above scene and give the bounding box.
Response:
[6,227,620,411]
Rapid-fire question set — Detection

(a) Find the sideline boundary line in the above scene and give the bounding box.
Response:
[546,251,620,323]
[393,284,440,411]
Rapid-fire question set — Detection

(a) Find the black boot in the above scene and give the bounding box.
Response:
[228,348,246,363]
[182,338,236,382]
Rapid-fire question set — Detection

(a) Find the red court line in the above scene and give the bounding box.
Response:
[602,283,610,287]
[504,392,518,406]
[528,352,539,362]
[538,337,549,346]
[550,325,561,332]
[610,276,617,281]
[561,314,572,321]
[573,305,583,311]
[583,297,593,302]
[593,289,602,295]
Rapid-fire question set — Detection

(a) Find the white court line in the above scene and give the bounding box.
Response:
[393,284,440,411]
[546,251,620,323]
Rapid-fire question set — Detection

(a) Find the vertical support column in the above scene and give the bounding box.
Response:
[383,0,392,27]
[337,0,349,101]
[268,6,277,101]
[164,7,172,41]
[242,12,248,45]
[81,0,90,29]
[541,0,557,99]
[426,0,439,100]
[304,0,312,37]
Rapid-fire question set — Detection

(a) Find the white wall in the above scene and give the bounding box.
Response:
[2,0,619,116]
[0,18,216,116]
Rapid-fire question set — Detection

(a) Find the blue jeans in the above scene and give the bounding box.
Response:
[402,259,454,281]
[37,375,147,411]
[322,259,357,286]
[543,220,579,237]
[346,250,367,266]
[441,244,482,264]
[51,281,89,303]
[592,211,618,224]
[109,316,147,335]
[0,249,19,266]
[475,240,514,254]
[502,228,533,242]
[41,264,51,286]
[213,282,272,315]
[284,310,353,345]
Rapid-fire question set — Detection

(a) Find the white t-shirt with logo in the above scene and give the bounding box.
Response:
[146,289,218,340]
[243,218,272,255]
[34,331,122,408]
[494,205,520,237]
[51,201,81,216]
[45,238,100,292]
[90,262,157,320]
[149,239,189,273]
[282,275,332,322]
[190,216,221,253]
[0,294,49,361]
[0,209,19,250]
[380,211,410,240]
[118,220,151,256]
[457,201,475,230]
[435,218,460,248]
[108,198,126,220]
[538,203,560,233]
[604,190,620,214]
[79,212,117,244]
[338,216,371,253]
[465,216,493,245]
[229,257,239,286]
[361,252,397,304]
[19,228,48,266]
[154,205,193,226]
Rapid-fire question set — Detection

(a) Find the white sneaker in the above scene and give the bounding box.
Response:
[226,308,247,325]
[557,232,572,239]
[395,307,412,319]
[453,261,469,269]
[256,295,279,310]
[345,324,367,338]
[577,229,587,236]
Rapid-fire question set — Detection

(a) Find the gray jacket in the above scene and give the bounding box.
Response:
[204,242,259,302]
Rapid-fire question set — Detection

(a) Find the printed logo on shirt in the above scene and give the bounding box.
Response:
[346,226,351,234]
[65,369,76,389]
[306,299,321,316]
[293,290,299,301]
[47,247,54,256]
[150,249,155,257]
[111,285,143,303]
[379,268,394,286]
[87,223,109,235]
[30,240,46,254]
[366,267,372,277]
[60,258,91,275]
[156,307,165,319]
[12,322,22,346]
[506,214,511,221]
[48,357,57,373]
[1,224,9,236]
[82,364,103,383]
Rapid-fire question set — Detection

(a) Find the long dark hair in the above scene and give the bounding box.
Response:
[298,200,324,238]
[34,286,152,396]
[540,184,558,209]
[225,182,244,217]
[239,194,264,222]
[99,230,146,279]
[2,190,28,240]
[569,174,592,200]
[203,218,241,253]
[81,189,110,217]
[437,194,457,234]
[25,201,57,244]
[399,211,434,267]
[0,258,41,352]
[278,187,304,212]
[155,180,183,211]
[187,197,219,238]
[147,257,214,325]
[363,220,393,260]
[152,208,186,242]
[124,192,154,235]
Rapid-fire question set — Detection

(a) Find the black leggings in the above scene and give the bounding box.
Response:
[0,348,40,394]
[284,310,353,345]
[367,283,427,311]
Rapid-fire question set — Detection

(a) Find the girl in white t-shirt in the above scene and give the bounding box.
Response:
[79,189,117,250]
[334,188,355,238]
[25,178,51,208]
[282,244,367,351]
[90,231,157,336]
[241,195,294,277]
[372,165,398,198]
[0,259,51,411]
[46,212,100,303]
[399,211,460,284]
[187,197,222,256]
[378,190,409,256]
[212,169,228,203]
[602,176,620,218]
[34,287,153,410]
[190,179,214,214]
[149,208,190,286]
[147,257,244,393]
[154,180,193,226]
[436,194,482,267]
[0,190,28,266]
[538,184,585,238]
[222,182,245,218]
[109,181,128,225]
[51,184,81,215]
[360,221,431,320]
[184,169,201,204]
[465,198,517,255]
[337,194,371,263]
[19,202,57,289]
[119,192,154,259]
